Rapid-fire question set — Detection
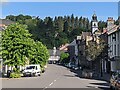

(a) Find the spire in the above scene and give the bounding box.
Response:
[92,11,97,21]
[93,11,96,15]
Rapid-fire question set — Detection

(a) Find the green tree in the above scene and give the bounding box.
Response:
[71,14,75,30]
[2,23,50,71]
[98,21,107,31]
[29,41,49,68]
[60,52,69,63]
[2,23,34,68]
[5,14,107,49]
[74,17,79,29]
[85,39,106,61]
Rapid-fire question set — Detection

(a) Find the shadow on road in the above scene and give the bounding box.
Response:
[69,68,110,90]
[69,68,110,82]
[64,74,76,77]
[87,86,109,90]
[89,82,109,86]
[97,87,110,90]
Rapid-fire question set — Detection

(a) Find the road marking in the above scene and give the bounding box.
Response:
[54,80,56,82]
[43,86,48,90]
[95,86,98,88]
[45,87,48,88]
[49,82,53,86]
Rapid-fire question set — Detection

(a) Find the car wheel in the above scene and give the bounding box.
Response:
[110,85,113,90]
[38,74,40,76]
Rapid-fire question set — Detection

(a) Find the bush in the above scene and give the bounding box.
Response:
[60,52,69,64]
[13,68,20,74]
[10,73,21,78]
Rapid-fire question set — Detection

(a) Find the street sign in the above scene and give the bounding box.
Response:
[77,36,81,40]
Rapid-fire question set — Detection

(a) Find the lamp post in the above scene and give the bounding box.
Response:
[53,33,58,64]
[76,36,82,69]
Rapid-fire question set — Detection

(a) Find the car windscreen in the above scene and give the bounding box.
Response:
[26,66,35,69]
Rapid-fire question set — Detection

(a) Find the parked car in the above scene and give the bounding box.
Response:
[64,63,70,68]
[72,65,79,70]
[68,63,72,68]
[110,70,120,90]
[23,64,41,77]
[116,78,120,90]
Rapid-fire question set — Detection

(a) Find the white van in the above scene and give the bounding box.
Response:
[23,64,41,77]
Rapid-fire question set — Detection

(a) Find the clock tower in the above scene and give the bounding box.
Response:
[91,13,98,34]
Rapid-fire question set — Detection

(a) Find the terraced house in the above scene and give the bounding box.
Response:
[107,17,120,73]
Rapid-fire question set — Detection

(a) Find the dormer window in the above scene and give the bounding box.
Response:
[112,34,116,41]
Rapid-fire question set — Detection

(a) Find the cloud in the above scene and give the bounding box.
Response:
[0,0,8,2]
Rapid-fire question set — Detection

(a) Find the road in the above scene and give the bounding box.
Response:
[2,64,109,89]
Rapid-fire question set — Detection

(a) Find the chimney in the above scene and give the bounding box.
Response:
[107,17,114,31]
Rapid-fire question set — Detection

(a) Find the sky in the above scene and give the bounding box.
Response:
[1,2,119,21]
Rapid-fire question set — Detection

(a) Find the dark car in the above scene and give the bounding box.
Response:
[110,70,120,90]
[116,78,120,90]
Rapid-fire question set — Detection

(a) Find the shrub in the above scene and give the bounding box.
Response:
[10,73,21,78]
[60,52,69,64]
[13,68,20,74]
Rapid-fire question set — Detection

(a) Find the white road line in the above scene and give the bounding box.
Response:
[43,86,48,90]
[49,82,53,86]
[54,80,56,82]
[45,87,48,88]
[95,86,98,88]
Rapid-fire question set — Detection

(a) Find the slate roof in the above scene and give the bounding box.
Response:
[0,19,14,31]
[0,19,14,25]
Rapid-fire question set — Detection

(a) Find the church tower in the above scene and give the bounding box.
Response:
[91,13,98,34]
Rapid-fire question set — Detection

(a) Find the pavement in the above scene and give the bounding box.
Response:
[2,64,110,89]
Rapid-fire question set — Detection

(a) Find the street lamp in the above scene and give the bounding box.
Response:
[76,36,82,69]
[53,33,58,64]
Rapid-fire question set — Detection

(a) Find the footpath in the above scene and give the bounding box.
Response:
[69,68,110,82]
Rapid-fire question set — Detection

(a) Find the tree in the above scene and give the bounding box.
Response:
[29,41,49,68]
[71,14,75,30]
[5,14,107,49]
[60,52,69,64]
[85,39,106,61]
[74,17,79,29]
[2,23,34,68]
[2,23,49,70]
[98,21,107,31]
[115,18,119,25]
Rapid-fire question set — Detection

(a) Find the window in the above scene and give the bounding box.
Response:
[115,45,116,56]
[26,66,35,69]
[112,33,116,41]
[36,66,37,70]
[111,35,112,42]
[118,44,119,56]
[111,45,113,55]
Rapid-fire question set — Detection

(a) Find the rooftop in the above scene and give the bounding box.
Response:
[0,19,14,26]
